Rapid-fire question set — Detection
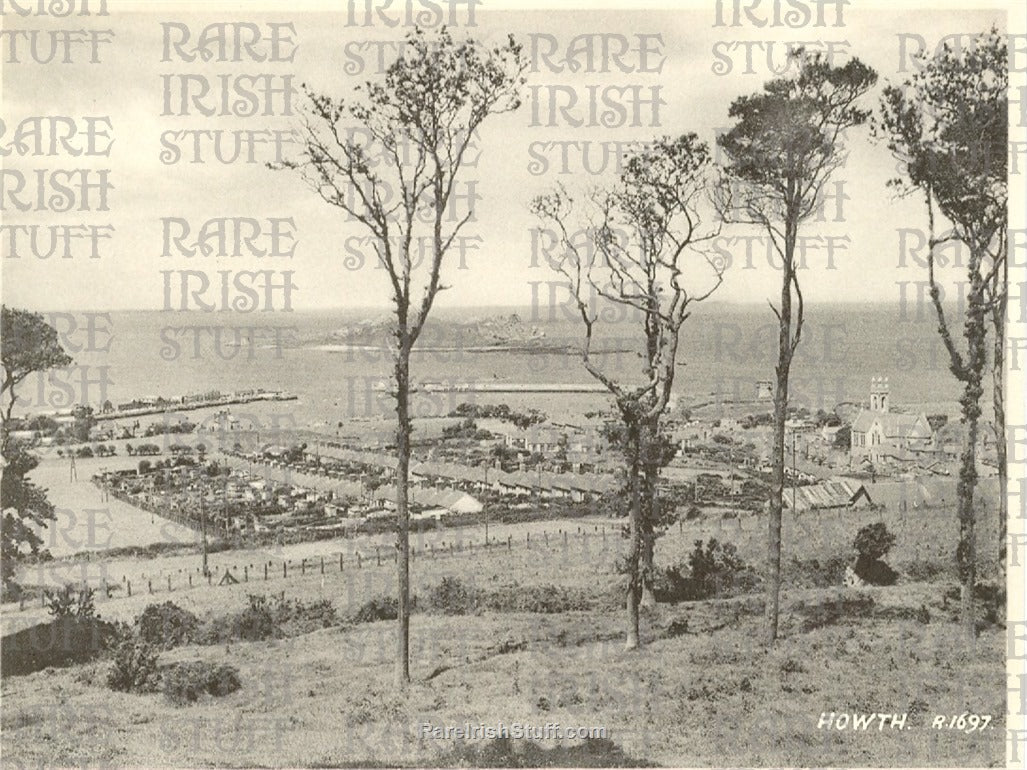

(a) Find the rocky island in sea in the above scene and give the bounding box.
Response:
[306,313,579,353]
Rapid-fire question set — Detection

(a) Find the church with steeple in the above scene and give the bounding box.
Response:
[849,377,934,466]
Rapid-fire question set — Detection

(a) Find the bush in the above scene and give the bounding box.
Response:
[43,585,96,618]
[852,523,898,586]
[107,639,160,693]
[481,582,598,614]
[688,539,751,597]
[162,661,240,705]
[422,577,603,617]
[854,522,896,561]
[197,594,339,643]
[349,595,400,624]
[232,594,276,641]
[426,576,480,615]
[137,602,199,649]
[853,558,898,586]
[652,539,758,602]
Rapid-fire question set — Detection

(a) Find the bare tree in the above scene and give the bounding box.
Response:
[532,134,723,649]
[278,27,525,685]
[717,49,877,646]
[878,29,1007,640]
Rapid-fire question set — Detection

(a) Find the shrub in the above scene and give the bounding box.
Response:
[232,594,276,641]
[426,576,480,615]
[162,661,241,706]
[43,585,97,619]
[481,582,597,614]
[688,539,751,598]
[421,577,603,617]
[853,558,898,586]
[652,539,758,602]
[107,639,160,693]
[854,523,896,561]
[852,523,898,586]
[349,595,399,624]
[271,596,337,637]
[137,602,199,649]
[197,594,339,643]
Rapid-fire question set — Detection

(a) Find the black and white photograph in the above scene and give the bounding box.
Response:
[1,0,1025,766]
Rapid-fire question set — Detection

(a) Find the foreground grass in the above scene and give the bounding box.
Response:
[0,583,1004,768]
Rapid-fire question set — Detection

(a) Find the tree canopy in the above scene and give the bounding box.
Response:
[2,306,74,425]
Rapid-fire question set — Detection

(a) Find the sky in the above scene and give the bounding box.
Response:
[0,1,1014,312]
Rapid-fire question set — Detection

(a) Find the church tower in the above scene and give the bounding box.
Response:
[870,376,889,413]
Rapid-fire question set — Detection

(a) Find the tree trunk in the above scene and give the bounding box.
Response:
[766,270,793,647]
[639,421,658,608]
[956,294,987,648]
[956,393,980,647]
[991,295,1007,590]
[394,345,412,686]
[625,429,642,651]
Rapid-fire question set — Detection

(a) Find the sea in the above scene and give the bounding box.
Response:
[11,302,985,563]
[25,302,972,428]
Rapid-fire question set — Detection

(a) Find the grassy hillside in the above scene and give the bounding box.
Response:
[0,579,1005,768]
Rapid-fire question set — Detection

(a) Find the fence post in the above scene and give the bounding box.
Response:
[189,574,192,587]
[321,557,325,574]
[376,547,381,566]
[563,531,568,546]
[508,535,512,550]
[264,563,268,580]
[167,575,172,592]
[357,552,362,568]
[283,562,287,579]
[244,566,249,582]
[208,572,212,586]
[148,580,152,594]
[340,553,344,571]
[127,580,131,597]
[301,559,306,576]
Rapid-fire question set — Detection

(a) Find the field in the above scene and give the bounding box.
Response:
[0,584,1005,767]
[0,485,1008,767]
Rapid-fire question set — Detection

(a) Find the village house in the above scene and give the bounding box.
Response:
[849,377,933,465]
